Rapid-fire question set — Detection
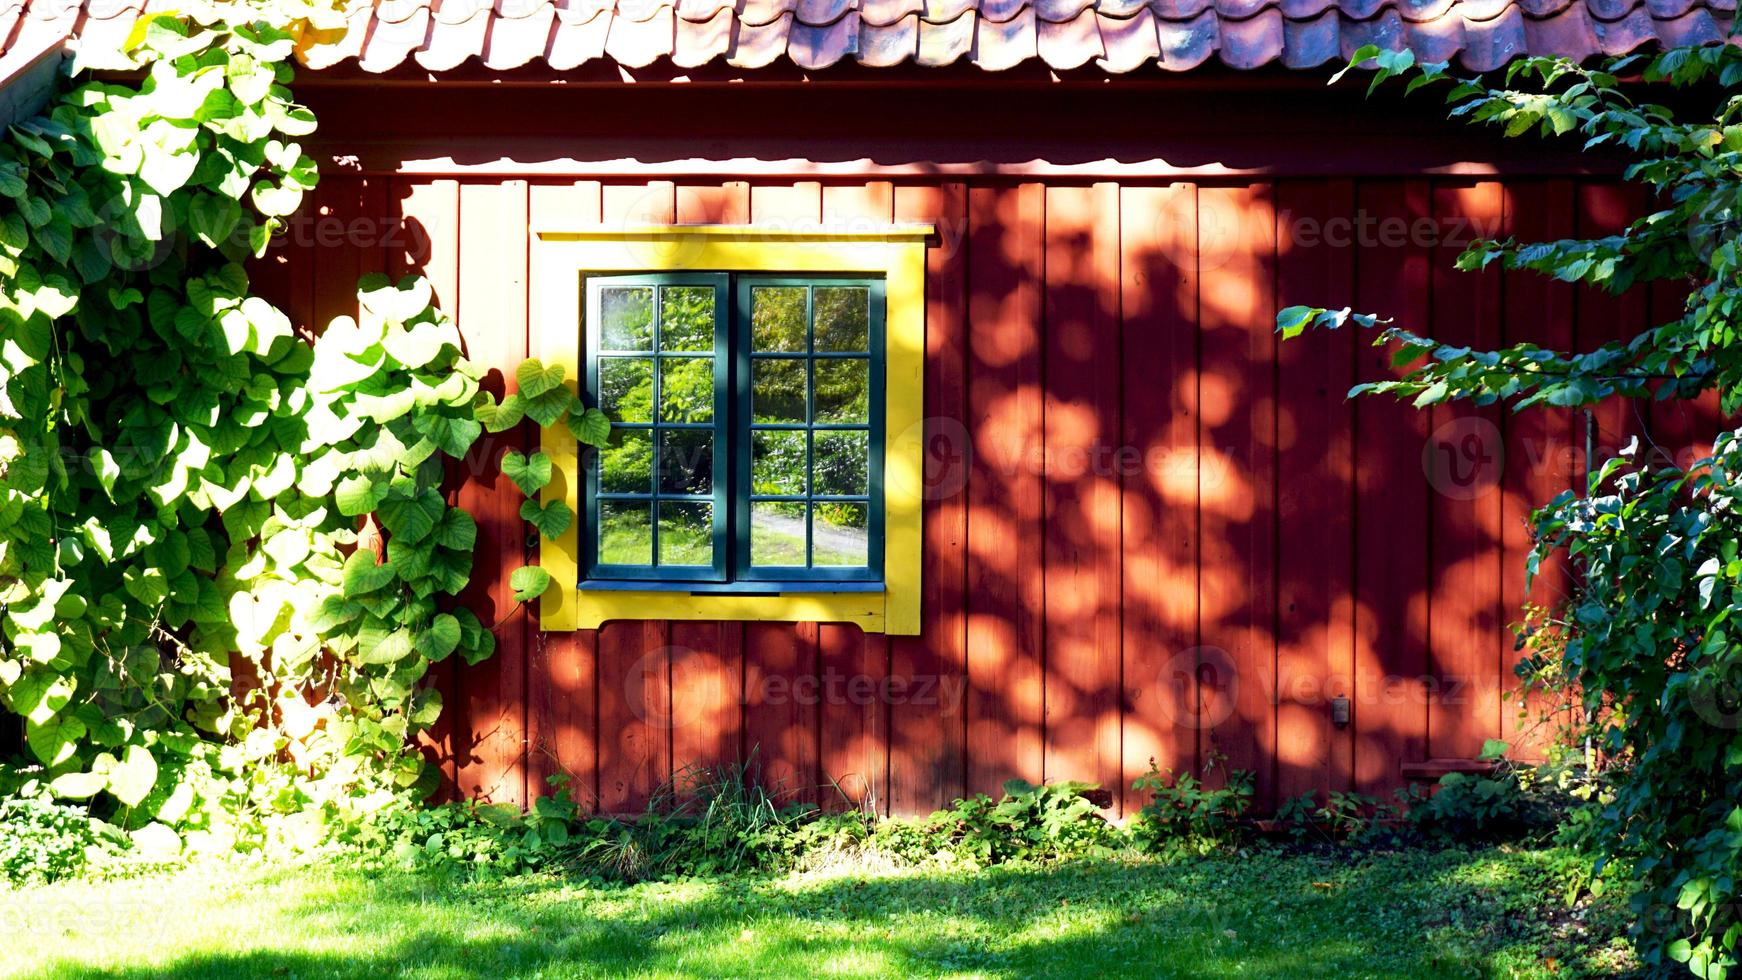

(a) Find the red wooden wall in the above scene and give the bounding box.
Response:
[256,153,1719,817]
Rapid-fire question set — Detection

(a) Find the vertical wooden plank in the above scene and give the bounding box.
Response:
[890,182,969,816]
[1041,182,1124,802]
[311,175,365,331]
[1575,182,1651,477]
[1500,179,1576,758]
[819,626,885,809]
[1351,180,1432,796]
[596,620,668,813]
[527,181,603,807]
[670,621,741,793]
[1274,179,1356,804]
[809,182,898,812]
[1426,181,1506,761]
[676,182,750,224]
[964,182,1047,797]
[823,182,894,230]
[603,180,677,226]
[1196,183,1277,805]
[750,182,823,226]
[454,179,532,805]
[392,178,463,797]
[1120,183,1199,814]
[743,621,819,804]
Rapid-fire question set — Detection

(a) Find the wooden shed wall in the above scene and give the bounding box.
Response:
[254,171,1718,818]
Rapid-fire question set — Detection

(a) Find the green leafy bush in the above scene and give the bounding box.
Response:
[1129,759,1254,854]
[0,777,123,884]
[923,780,1121,865]
[1281,39,1742,977]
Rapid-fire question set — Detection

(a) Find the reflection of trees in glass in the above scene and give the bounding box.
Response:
[813,359,867,423]
[601,286,653,350]
[814,287,868,350]
[661,287,714,351]
[659,358,714,423]
[751,287,806,351]
[600,429,652,494]
[752,430,806,497]
[659,430,713,495]
[814,431,868,496]
[600,358,653,423]
[752,359,806,423]
[658,501,712,565]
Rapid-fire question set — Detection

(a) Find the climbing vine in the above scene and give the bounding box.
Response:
[0,6,607,849]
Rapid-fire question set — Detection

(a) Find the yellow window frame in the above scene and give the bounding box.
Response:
[530,224,931,636]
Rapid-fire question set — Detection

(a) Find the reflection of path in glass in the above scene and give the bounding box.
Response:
[756,509,866,566]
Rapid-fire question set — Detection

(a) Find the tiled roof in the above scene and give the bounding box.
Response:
[2,0,1734,75]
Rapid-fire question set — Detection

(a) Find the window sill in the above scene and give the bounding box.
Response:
[579,580,885,596]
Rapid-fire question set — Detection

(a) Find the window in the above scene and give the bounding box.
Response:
[529,224,927,634]
[583,274,885,589]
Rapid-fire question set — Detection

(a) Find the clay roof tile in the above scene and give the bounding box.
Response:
[1036,5,1102,65]
[1458,2,1528,69]
[1032,0,1094,21]
[1096,7,1160,69]
[858,0,922,23]
[916,7,974,62]
[971,4,1036,67]
[857,10,918,60]
[1155,5,1218,67]
[727,8,791,62]
[604,3,674,64]
[1280,6,1340,66]
[545,5,612,63]
[789,8,857,63]
[673,2,733,60]
[1216,5,1283,66]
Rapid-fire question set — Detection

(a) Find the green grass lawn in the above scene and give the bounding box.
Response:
[2,846,1631,979]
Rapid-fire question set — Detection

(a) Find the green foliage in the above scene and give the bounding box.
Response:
[1283,40,1742,979]
[0,6,583,852]
[1281,43,1742,415]
[922,779,1122,866]
[1129,757,1255,855]
[0,775,124,884]
[1406,746,1571,846]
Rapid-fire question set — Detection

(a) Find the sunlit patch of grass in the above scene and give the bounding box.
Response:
[3,847,1632,979]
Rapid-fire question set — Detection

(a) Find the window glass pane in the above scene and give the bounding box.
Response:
[659,357,714,424]
[658,501,713,566]
[598,357,653,423]
[660,286,714,351]
[813,359,868,424]
[813,431,869,496]
[811,502,868,567]
[598,500,652,565]
[750,501,807,567]
[599,286,653,351]
[599,429,653,494]
[751,286,806,352]
[659,430,713,495]
[751,430,807,497]
[752,358,806,424]
[814,287,868,352]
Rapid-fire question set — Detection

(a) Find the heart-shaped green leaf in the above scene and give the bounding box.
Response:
[517,358,565,398]
[520,498,573,539]
[501,450,553,497]
[510,565,551,604]
[109,743,158,808]
[567,406,612,447]
[416,613,461,662]
[476,392,526,433]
